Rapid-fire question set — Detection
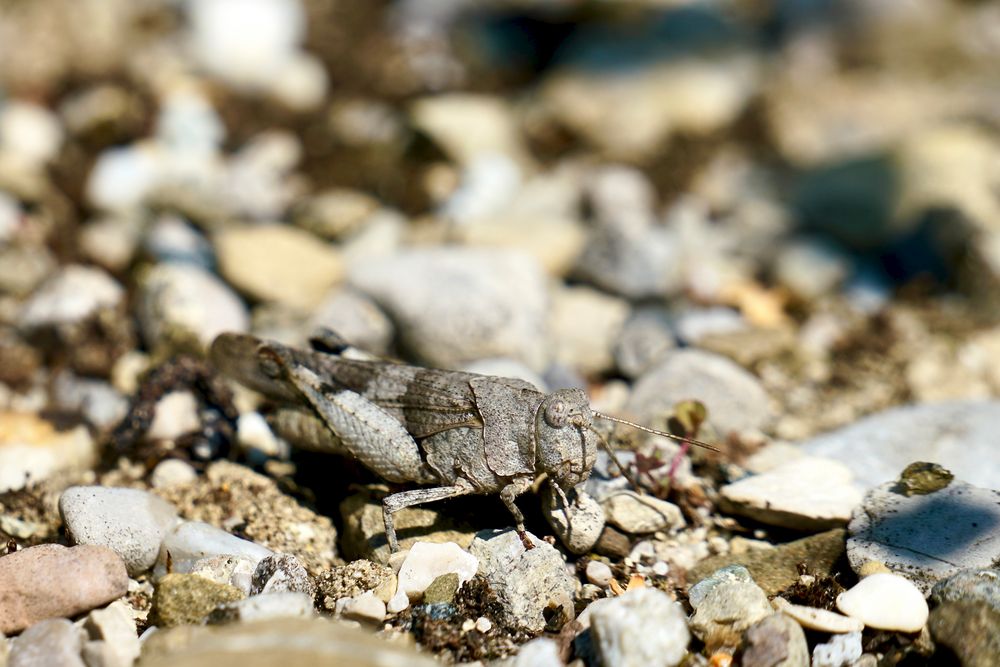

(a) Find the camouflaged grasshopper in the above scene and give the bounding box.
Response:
[210,329,717,552]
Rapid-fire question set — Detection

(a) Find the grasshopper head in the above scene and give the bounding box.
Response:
[534,389,597,489]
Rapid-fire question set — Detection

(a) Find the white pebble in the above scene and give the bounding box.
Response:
[652,561,669,577]
[586,560,614,587]
[237,412,283,457]
[341,591,386,624]
[147,391,201,441]
[0,101,64,164]
[150,459,198,489]
[386,588,409,615]
[590,588,690,667]
[157,520,272,576]
[812,631,863,667]
[836,573,929,632]
[20,265,124,328]
[475,616,492,633]
[396,542,478,601]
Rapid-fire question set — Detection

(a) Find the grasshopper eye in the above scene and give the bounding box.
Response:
[544,399,568,427]
[258,348,284,379]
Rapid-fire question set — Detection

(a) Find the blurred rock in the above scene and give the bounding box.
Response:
[688,569,772,651]
[82,600,140,667]
[78,215,142,273]
[625,349,772,438]
[214,224,343,309]
[0,101,63,166]
[771,597,863,634]
[145,215,214,269]
[210,591,313,625]
[410,94,531,167]
[811,631,862,667]
[306,288,394,355]
[137,263,249,351]
[349,247,548,370]
[742,613,809,667]
[8,618,84,667]
[51,373,128,430]
[0,411,96,493]
[0,243,56,298]
[928,600,1000,667]
[294,188,379,241]
[613,308,676,379]
[930,568,1000,612]
[801,401,1000,490]
[20,265,123,329]
[546,286,628,376]
[589,588,689,667]
[773,237,852,300]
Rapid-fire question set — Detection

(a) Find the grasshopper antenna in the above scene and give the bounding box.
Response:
[592,412,720,452]
[585,424,645,492]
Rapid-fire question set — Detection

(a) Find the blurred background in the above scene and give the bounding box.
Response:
[1,0,999,457]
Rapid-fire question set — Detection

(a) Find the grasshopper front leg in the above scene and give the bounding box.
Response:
[500,476,536,550]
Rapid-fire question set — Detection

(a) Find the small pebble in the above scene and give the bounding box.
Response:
[59,486,180,576]
[19,265,122,329]
[251,553,314,597]
[602,491,685,535]
[507,637,562,667]
[151,573,244,627]
[386,589,409,615]
[83,601,140,667]
[157,521,273,576]
[150,459,198,489]
[423,573,459,605]
[836,573,929,632]
[340,591,386,624]
[811,631,862,667]
[742,613,809,667]
[395,542,478,602]
[475,617,492,633]
[585,560,614,587]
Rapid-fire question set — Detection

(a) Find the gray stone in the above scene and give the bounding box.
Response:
[930,568,1000,612]
[51,374,129,430]
[846,477,1000,593]
[506,637,562,667]
[545,285,628,376]
[589,588,689,667]
[189,555,259,596]
[349,248,548,370]
[688,565,755,610]
[929,600,1000,667]
[673,307,746,346]
[625,349,772,437]
[251,554,314,597]
[9,619,84,667]
[811,631,862,667]
[60,486,180,576]
[209,592,314,624]
[688,576,772,651]
[541,485,604,555]
[742,613,809,667]
[718,458,863,531]
[306,288,393,355]
[801,401,1000,491]
[574,223,683,300]
[470,529,576,634]
[602,491,684,535]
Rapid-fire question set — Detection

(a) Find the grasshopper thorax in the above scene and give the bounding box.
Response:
[534,388,597,489]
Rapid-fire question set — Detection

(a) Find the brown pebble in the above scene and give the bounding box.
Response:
[593,526,631,559]
[0,543,128,634]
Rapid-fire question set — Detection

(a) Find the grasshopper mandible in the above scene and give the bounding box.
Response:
[210,329,717,552]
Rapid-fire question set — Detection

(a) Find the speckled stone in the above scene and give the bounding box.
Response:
[151,574,245,627]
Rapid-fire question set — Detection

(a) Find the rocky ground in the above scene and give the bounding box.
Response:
[1,0,1000,666]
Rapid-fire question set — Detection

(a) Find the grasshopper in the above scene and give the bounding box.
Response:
[210,329,717,552]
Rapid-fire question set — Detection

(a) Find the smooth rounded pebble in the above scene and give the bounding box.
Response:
[156,521,273,576]
[395,541,479,602]
[589,587,690,667]
[150,459,198,489]
[0,544,128,634]
[339,591,387,624]
[718,457,862,531]
[836,573,929,632]
[8,618,84,667]
[586,561,614,587]
[772,597,864,633]
[59,485,180,576]
[602,491,684,534]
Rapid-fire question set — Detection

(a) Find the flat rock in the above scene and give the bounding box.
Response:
[742,613,809,667]
[59,486,180,576]
[396,542,478,602]
[589,588,690,667]
[0,544,128,634]
[214,224,343,309]
[801,401,1000,491]
[8,618,84,667]
[836,573,929,632]
[625,349,772,437]
[349,247,548,370]
[928,600,1000,667]
[602,491,684,535]
[470,529,576,634]
[772,597,864,633]
[719,458,863,531]
[847,477,1000,593]
[137,617,439,667]
[687,529,846,597]
[151,574,245,627]
[0,412,97,493]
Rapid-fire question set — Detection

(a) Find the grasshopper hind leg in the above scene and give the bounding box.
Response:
[382,481,474,553]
